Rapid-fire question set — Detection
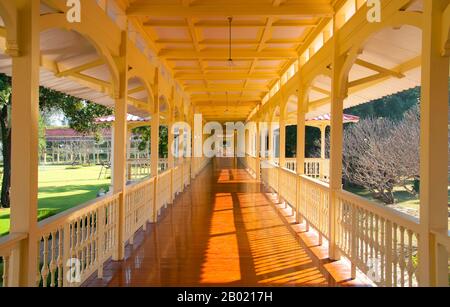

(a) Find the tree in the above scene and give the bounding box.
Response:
[0,75,12,208]
[342,106,420,204]
[0,73,112,208]
[133,125,169,158]
[346,86,420,120]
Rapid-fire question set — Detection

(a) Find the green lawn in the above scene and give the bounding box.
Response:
[345,184,450,229]
[0,165,111,236]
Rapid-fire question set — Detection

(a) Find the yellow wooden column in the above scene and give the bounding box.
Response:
[9,0,40,287]
[296,89,306,224]
[234,130,238,159]
[319,124,327,179]
[190,113,196,178]
[112,32,129,261]
[168,111,175,203]
[151,72,160,222]
[259,122,267,160]
[279,110,286,168]
[126,127,132,181]
[320,125,326,160]
[193,112,203,175]
[268,121,274,161]
[418,0,449,287]
[328,28,346,261]
[255,121,261,180]
[178,127,184,188]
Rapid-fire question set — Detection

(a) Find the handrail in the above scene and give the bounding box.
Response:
[0,233,28,252]
[431,229,450,251]
[336,189,420,233]
[299,174,329,189]
[37,193,121,234]
[257,160,426,286]
[126,176,155,191]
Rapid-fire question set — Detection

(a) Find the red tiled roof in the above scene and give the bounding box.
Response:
[45,128,111,138]
[307,114,360,123]
[95,114,150,123]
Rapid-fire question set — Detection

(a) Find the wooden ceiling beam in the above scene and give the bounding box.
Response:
[186,85,268,92]
[128,86,147,95]
[354,59,405,78]
[127,3,333,17]
[175,72,279,80]
[56,59,104,78]
[172,66,280,71]
[144,19,318,28]
[160,49,298,59]
[194,101,258,107]
[310,86,330,96]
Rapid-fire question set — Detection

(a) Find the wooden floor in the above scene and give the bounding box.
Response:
[84,158,371,287]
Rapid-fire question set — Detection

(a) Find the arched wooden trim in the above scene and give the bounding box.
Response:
[40,13,120,98]
[282,94,299,118]
[159,95,171,115]
[269,105,281,123]
[442,4,450,56]
[338,11,424,99]
[173,105,182,122]
[0,1,18,56]
[127,73,154,106]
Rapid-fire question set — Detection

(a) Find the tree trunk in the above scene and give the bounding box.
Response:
[0,102,11,208]
[1,131,11,208]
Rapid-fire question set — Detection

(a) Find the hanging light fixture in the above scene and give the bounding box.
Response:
[227,17,235,68]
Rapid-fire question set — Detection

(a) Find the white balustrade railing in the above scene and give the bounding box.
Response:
[261,160,278,192]
[192,157,210,177]
[257,161,429,287]
[431,230,450,286]
[242,155,258,178]
[156,170,172,215]
[125,178,154,243]
[335,190,421,287]
[285,158,330,181]
[126,158,169,181]
[158,158,169,173]
[36,193,120,287]
[183,159,191,187]
[127,159,151,181]
[173,165,183,195]
[278,167,298,209]
[299,175,330,243]
[0,233,27,287]
[0,157,211,287]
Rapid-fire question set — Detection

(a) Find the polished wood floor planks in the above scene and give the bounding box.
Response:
[84,158,370,287]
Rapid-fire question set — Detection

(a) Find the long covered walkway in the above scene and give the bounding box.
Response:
[84,159,369,287]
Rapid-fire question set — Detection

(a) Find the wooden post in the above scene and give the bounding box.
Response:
[255,121,261,180]
[112,32,129,261]
[168,113,174,203]
[9,0,40,287]
[320,124,326,179]
[268,121,274,161]
[126,128,132,181]
[418,0,449,287]
[328,26,345,261]
[151,71,160,222]
[259,123,266,160]
[179,127,184,188]
[296,89,306,224]
[279,111,286,168]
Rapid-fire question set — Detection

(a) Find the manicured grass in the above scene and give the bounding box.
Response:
[0,165,110,236]
[345,184,450,229]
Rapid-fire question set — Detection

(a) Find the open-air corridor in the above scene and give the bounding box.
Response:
[84,159,370,287]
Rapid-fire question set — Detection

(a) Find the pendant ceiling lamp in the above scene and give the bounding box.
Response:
[227,17,235,68]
